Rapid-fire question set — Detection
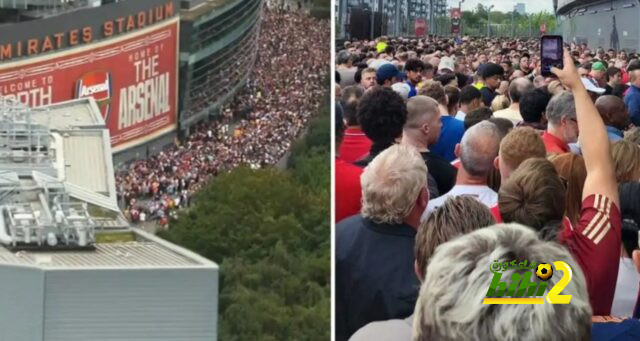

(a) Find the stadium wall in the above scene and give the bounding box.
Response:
[0,0,180,163]
[178,0,263,131]
[556,0,640,52]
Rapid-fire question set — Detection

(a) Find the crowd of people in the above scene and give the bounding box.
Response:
[335,36,640,340]
[115,7,329,225]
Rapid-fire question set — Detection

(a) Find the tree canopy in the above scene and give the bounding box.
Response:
[159,103,330,340]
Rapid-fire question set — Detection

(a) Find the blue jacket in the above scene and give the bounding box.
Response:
[624,85,640,127]
[335,215,419,341]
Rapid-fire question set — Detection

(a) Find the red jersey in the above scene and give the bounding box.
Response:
[542,131,570,155]
[560,194,622,315]
[336,158,363,223]
[338,127,372,163]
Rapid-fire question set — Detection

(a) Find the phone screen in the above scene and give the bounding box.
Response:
[541,35,563,77]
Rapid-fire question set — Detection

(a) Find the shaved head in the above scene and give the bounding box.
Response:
[406,95,440,126]
[596,95,630,130]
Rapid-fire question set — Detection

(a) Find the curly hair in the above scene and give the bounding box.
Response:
[357,86,408,144]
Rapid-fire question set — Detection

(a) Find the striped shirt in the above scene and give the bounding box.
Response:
[560,194,622,315]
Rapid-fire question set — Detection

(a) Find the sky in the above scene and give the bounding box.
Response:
[453,0,554,14]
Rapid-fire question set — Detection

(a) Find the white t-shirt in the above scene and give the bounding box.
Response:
[493,107,522,125]
[611,257,640,317]
[422,185,498,221]
[349,315,413,341]
[455,110,466,121]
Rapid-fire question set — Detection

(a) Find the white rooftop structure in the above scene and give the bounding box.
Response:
[0,97,218,340]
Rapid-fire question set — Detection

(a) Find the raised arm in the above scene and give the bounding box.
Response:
[551,49,619,208]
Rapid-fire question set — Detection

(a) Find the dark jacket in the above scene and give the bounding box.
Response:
[335,215,419,341]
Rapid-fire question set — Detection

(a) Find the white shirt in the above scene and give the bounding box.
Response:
[422,185,498,221]
[611,257,640,317]
[455,110,466,121]
[350,315,413,341]
[493,107,522,125]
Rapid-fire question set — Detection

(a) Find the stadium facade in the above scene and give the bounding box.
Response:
[0,97,218,340]
[178,0,263,132]
[0,0,264,164]
[556,0,640,52]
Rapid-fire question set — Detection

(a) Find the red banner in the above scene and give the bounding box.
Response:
[415,19,427,36]
[0,19,178,153]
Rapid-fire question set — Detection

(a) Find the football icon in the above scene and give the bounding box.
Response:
[536,263,553,281]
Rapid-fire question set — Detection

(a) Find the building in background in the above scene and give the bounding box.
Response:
[556,0,639,52]
[0,0,265,165]
[515,3,526,15]
[0,97,218,340]
[178,0,263,134]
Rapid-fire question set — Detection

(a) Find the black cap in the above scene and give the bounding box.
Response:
[480,63,505,78]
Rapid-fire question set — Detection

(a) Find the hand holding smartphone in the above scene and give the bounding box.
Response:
[541,35,564,77]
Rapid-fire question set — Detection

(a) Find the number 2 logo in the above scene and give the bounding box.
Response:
[546,261,573,304]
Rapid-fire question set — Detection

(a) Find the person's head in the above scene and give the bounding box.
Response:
[413,223,591,341]
[549,153,587,227]
[404,96,442,146]
[625,127,640,146]
[414,196,495,280]
[405,58,425,85]
[360,67,377,90]
[480,63,505,90]
[360,144,428,227]
[495,127,547,182]
[578,63,591,77]
[510,69,525,80]
[444,85,460,115]
[456,121,501,178]
[629,63,640,87]
[590,61,607,83]
[434,73,457,88]
[337,50,353,67]
[612,140,640,183]
[499,158,566,239]
[606,66,622,85]
[490,95,510,112]
[357,87,407,146]
[595,95,630,131]
[464,107,493,130]
[520,89,551,124]
[340,85,364,127]
[507,77,534,104]
[459,85,483,112]
[546,92,579,144]
[376,63,404,86]
[421,63,435,80]
[519,54,530,70]
[500,60,513,75]
[547,80,565,95]
[487,117,514,139]
[621,221,640,259]
[418,81,447,106]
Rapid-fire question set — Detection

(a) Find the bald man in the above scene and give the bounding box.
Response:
[402,96,456,196]
[493,78,534,124]
[596,95,631,141]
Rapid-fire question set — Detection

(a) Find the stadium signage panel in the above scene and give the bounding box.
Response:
[0,19,179,153]
[0,0,175,62]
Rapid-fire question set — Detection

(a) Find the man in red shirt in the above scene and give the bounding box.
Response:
[335,103,364,223]
[542,91,579,155]
[338,86,372,163]
[498,49,621,315]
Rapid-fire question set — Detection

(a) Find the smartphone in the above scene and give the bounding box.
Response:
[541,35,563,77]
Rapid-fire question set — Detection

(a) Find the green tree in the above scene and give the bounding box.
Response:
[159,103,331,340]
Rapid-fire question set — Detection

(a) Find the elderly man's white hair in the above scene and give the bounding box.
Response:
[413,223,591,341]
[459,121,501,177]
[361,144,427,224]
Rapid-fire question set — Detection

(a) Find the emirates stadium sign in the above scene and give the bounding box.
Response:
[0,19,178,153]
